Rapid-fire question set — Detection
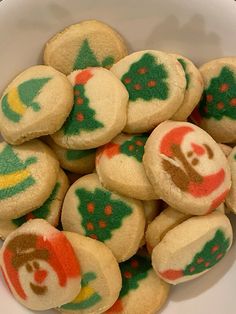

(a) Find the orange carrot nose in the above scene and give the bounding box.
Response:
[34,270,48,284]
[191,143,205,156]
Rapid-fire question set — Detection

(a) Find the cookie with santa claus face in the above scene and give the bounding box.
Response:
[59,232,121,314]
[0,219,81,310]
[143,121,231,215]
[152,211,233,285]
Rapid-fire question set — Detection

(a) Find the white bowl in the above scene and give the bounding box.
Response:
[0,0,236,313]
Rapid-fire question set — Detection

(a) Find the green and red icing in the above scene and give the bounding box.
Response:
[197,66,236,121]
[121,53,169,101]
[73,39,115,71]
[66,148,96,161]
[12,182,61,227]
[106,255,152,313]
[2,232,80,300]
[160,126,226,198]
[100,135,148,162]
[177,58,190,89]
[76,187,132,241]
[63,69,104,136]
[159,229,230,281]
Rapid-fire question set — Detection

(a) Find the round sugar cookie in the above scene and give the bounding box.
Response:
[110,50,186,133]
[218,143,232,157]
[190,57,236,143]
[0,140,59,220]
[0,168,69,240]
[0,65,73,145]
[105,254,169,314]
[59,232,121,314]
[143,121,231,215]
[226,146,236,213]
[152,211,233,284]
[0,219,81,310]
[44,20,128,75]
[170,53,203,121]
[96,133,156,200]
[51,68,128,149]
[146,207,191,254]
[46,137,96,174]
[61,173,145,262]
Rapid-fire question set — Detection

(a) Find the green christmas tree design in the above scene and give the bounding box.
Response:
[120,135,148,162]
[63,73,104,136]
[76,188,132,241]
[12,182,60,227]
[199,66,236,120]
[66,148,96,161]
[0,145,37,200]
[121,53,169,101]
[73,39,115,71]
[177,58,190,89]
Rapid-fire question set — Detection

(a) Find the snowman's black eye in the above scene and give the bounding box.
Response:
[26,263,33,273]
[33,261,40,270]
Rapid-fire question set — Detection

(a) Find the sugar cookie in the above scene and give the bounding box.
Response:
[61,173,145,262]
[59,232,121,314]
[0,65,73,145]
[105,254,169,314]
[96,133,156,200]
[144,121,231,215]
[191,57,236,143]
[0,168,69,239]
[152,211,233,284]
[44,20,128,75]
[0,140,59,219]
[0,219,81,310]
[51,68,128,149]
[110,50,186,133]
[226,146,236,214]
[170,53,203,121]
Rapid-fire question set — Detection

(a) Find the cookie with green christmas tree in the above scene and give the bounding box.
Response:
[190,57,236,143]
[61,173,145,262]
[59,232,121,314]
[170,53,204,121]
[0,65,73,145]
[45,137,96,175]
[0,168,69,240]
[44,20,128,75]
[152,211,233,284]
[96,133,156,200]
[110,50,186,133]
[51,67,128,150]
[226,146,236,214]
[0,140,59,220]
[105,253,169,314]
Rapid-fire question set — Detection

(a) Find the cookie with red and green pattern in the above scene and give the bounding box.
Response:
[0,65,73,145]
[51,68,128,150]
[59,232,121,314]
[45,137,95,175]
[44,20,128,75]
[61,173,145,262]
[152,211,233,284]
[170,53,204,121]
[190,57,236,143]
[110,50,186,133]
[96,133,156,200]
[226,146,236,214]
[0,168,69,240]
[143,121,231,215]
[105,254,169,314]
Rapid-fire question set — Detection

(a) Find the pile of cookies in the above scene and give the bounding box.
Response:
[0,19,235,314]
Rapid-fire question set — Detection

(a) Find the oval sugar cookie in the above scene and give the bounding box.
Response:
[0,65,73,145]
[96,133,156,200]
[0,140,59,219]
[0,219,81,310]
[59,232,121,314]
[143,121,231,215]
[61,173,145,262]
[110,50,186,133]
[44,20,128,75]
[51,68,128,149]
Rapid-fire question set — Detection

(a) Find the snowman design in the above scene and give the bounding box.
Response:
[159,125,225,198]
